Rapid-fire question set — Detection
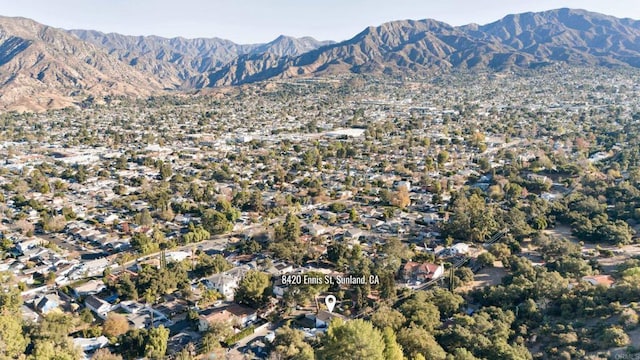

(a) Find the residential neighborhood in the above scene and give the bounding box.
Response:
[1,67,640,359]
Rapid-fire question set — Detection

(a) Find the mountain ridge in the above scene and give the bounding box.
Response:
[205,8,640,86]
[68,29,334,88]
[1,8,640,111]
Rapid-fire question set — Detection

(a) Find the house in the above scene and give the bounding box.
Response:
[306,224,327,237]
[198,303,258,332]
[204,267,249,300]
[401,261,444,282]
[205,273,240,301]
[16,238,42,254]
[264,262,294,277]
[165,251,191,263]
[272,276,291,298]
[362,217,385,229]
[79,257,111,278]
[526,173,551,184]
[72,279,107,298]
[344,228,363,241]
[73,335,109,352]
[127,312,153,329]
[582,275,616,287]
[34,294,60,314]
[155,294,189,318]
[422,213,442,225]
[450,243,470,255]
[117,300,146,314]
[305,310,346,328]
[85,295,112,319]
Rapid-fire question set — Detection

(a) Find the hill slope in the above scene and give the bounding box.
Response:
[206,8,640,86]
[0,16,169,111]
[2,9,640,110]
[69,30,333,88]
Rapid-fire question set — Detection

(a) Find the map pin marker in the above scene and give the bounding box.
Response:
[325,295,336,313]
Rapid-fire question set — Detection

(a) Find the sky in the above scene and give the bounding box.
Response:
[1,0,640,44]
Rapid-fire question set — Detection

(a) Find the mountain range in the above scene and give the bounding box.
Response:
[1,8,640,111]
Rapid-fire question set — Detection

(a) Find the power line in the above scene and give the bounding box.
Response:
[354,228,508,319]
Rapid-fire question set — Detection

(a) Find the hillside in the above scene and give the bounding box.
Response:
[0,16,168,111]
[206,8,640,86]
[1,9,640,110]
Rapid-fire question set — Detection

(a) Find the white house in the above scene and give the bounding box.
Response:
[306,224,327,237]
[450,243,470,255]
[34,294,60,314]
[306,310,346,328]
[76,258,111,278]
[204,267,248,301]
[85,295,112,320]
[16,238,42,254]
[422,213,441,225]
[73,336,109,352]
[166,251,191,263]
[72,279,106,298]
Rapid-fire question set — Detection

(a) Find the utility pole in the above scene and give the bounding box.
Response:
[449,262,455,292]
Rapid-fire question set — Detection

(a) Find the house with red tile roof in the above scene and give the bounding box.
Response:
[401,261,444,282]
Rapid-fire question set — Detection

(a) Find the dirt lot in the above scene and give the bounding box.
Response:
[459,262,508,293]
[545,225,640,272]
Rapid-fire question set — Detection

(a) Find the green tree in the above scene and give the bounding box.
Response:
[115,273,138,300]
[79,307,94,324]
[449,348,480,360]
[0,286,22,312]
[317,319,385,360]
[283,212,301,242]
[269,326,314,360]
[0,312,29,358]
[118,329,147,358]
[235,271,271,308]
[437,150,450,165]
[202,209,233,235]
[195,254,232,276]
[131,232,159,255]
[349,207,359,222]
[30,338,82,360]
[145,325,169,359]
[397,326,446,360]
[159,162,172,180]
[371,306,407,332]
[445,193,498,242]
[200,331,222,355]
[31,313,81,360]
[489,243,511,261]
[477,252,496,268]
[424,287,465,318]
[399,291,441,331]
[602,326,630,347]
[135,208,153,226]
[382,327,404,360]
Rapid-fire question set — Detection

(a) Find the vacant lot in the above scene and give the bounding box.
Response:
[459,262,508,293]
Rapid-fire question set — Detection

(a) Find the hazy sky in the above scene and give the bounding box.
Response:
[1,0,640,43]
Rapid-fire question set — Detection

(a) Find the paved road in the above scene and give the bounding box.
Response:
[110,201,344,273]
[104,197,347,279]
